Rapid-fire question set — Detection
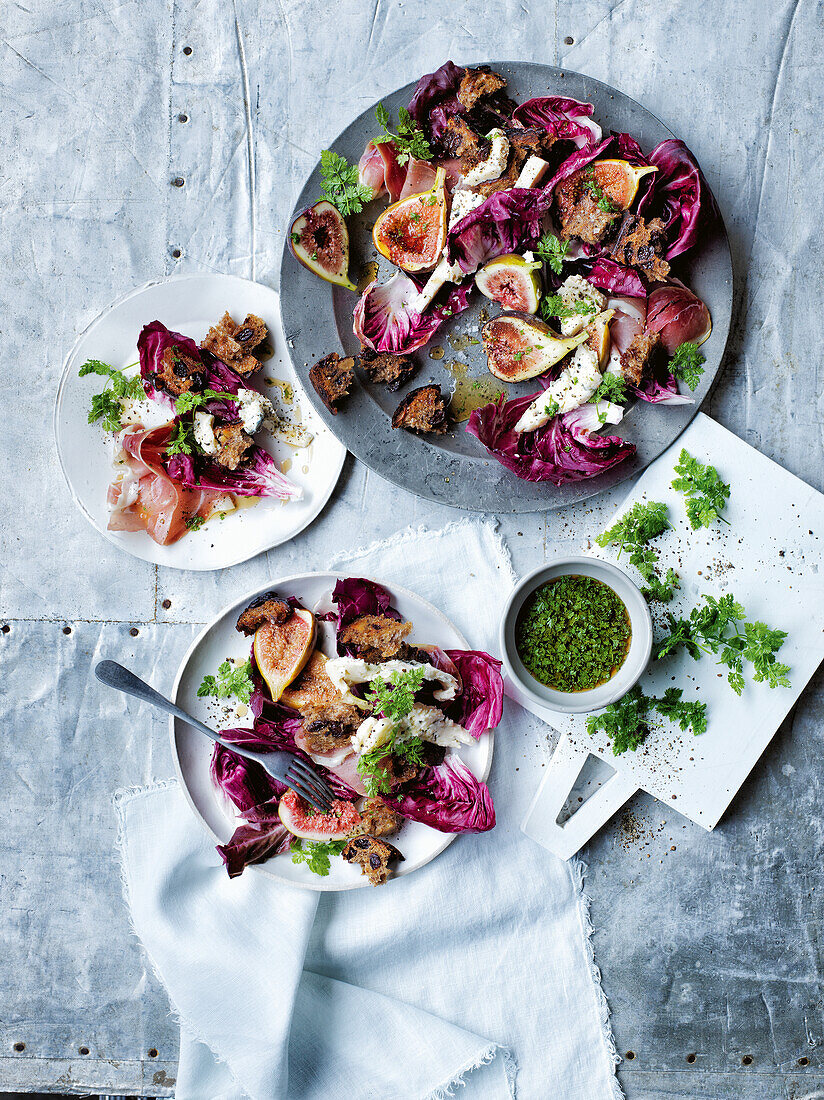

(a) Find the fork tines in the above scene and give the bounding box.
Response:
[287,758,336,812]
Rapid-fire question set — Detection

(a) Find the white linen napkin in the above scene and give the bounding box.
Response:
[116,519,623,1100]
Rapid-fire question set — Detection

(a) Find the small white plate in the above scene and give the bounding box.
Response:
[171,572,495,891]
[54,273,345,570]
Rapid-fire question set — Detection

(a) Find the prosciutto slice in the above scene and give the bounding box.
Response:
[645,281,712,355]
[357,140,406,203]
[107,424,222,545]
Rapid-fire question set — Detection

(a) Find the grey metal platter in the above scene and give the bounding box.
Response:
[279,61,733,513]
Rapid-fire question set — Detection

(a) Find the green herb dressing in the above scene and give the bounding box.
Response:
[515,574,631,693]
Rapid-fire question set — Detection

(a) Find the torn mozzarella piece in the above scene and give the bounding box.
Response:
[193,411,218,455]
[235,388,269,434]
[351,703,471,756]
[325,657,459,709]
[514,344,603,434]
[515,155,550,188]
[556,275,607,337]
[263,386,313,448]
[463,129,510,187]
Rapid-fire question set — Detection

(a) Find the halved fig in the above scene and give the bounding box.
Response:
[584,309,615,369]
[290,200,356,291]
[587,159,657,209]
[278,788,362,841]
[475,254,542,313]
[253,608,316,701]
[372,168,447,272]
[482,314,590,382]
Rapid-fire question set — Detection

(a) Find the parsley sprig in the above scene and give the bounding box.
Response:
[356,666,428,795]
[197,658,254,704]
[653,594,790,695]
[596,501,679,603]
[175,389,239,415]
[166,419,197,457]
[671,449,730,529]
[670,342,706,391]
[584,165,619,213]
[79,360,144,432]
[320,150,373,216]
[291,839,347,876]
[533,232,570,275]
[591,372,628,406]
[373,103,433,165]
[587,685,707,755]
[539,292,596,324]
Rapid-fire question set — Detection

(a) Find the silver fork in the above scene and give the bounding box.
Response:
[94,660,337,813]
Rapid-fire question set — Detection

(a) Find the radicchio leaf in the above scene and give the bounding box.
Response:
[637,139,717,260]
[446,188,551,273]
[467,393,635,485]
[444,650,504,738]
[165,444,301,500]
[353,274,472,354]
[512,96,602,148]
[385,755,495,833]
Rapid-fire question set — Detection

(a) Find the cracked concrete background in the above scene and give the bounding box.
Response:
[1,0,823,1096]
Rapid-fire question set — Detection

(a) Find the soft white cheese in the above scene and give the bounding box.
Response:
[515,155,550,188]
[325,657,459,709]
[351,704,471,756]
[462,128,510,187]
[193,411,218,455]
[556,275,607,337]
[448,188,486,230]
[514,344,603,434]
[235,388,270,435]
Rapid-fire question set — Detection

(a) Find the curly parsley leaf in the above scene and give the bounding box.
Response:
[591,372,628,406]
[79,360,144,432]
[175,389,239,415]
[291,838,348,877]
[197,658,253,704]
[539,292,596,324]
[372,103,433,165]
[670,342,706,391]
[587,684,707,755]
[597,500,670,554]
[365,665,427,721]
[319,149,374,216]
[671,449,730,528]
[165,419,196,457]
[653,594,790,695]
[533,232,570,275]
[639,568,681,604]
[356,732,427,796]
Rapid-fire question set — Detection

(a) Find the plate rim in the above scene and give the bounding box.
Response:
[53,271,346,571]
[279,60,735,513]
[169,569,495,891]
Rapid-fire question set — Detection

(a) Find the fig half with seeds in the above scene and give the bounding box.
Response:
[481,313,589,382]
[290,200,356,291]
[475,253,542,313]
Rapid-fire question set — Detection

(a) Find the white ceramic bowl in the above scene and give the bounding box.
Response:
[499,557,652,714]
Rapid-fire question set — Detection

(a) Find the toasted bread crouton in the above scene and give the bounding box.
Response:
[301,719,353,754]
[554,171,620,245]
[214,423,254,470]
[309,353,355,414]
[338,614,413,661]
[457,66,508,111]
[620,330,664,387]
[441,116,486,161]
[358,347,418,392]
[201,323,243,364]
[348,797,402,839]
[391,385,449,435]
[342,835,404,886]
[281,650,363,729]
[154,345,206,397]
[233,314,268,354]
[609,214,670,280]
[236,593,292,636]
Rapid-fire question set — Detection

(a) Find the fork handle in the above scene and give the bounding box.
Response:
[95,659,261,764]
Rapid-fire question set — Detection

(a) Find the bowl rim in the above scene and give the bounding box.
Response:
[499,556,653,714]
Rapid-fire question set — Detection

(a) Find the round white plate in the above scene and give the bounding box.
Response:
[171,572,495,891]
[54,273,345,570]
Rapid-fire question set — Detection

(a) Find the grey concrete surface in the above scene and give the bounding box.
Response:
[1,0,822,1097]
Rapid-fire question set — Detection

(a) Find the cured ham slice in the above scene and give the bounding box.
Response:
[645,281,711,355]
[357,140,406,204]
[294,728,368,795]
[606,296,647,354]
[108,424,223,545]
